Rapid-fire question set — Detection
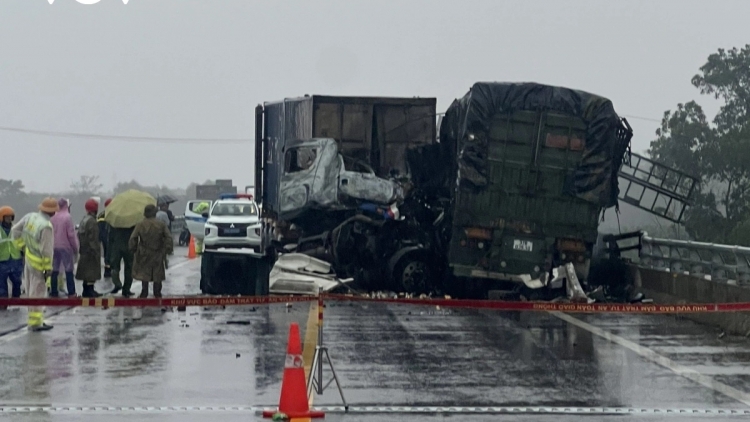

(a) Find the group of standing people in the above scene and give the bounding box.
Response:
[0,197,175,331]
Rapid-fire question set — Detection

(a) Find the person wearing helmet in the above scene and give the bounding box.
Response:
[75,199,102,298]
[11,198,59,331]
[0,206,23,303]
[98,198,112,278]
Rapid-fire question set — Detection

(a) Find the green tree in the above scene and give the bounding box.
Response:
[70,175,103,197]
[649,45,750,243]
[0,179,25,199]
[112,180,144,195]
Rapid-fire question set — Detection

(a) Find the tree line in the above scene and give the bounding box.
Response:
[0,176,214,223]
[649,44,750,246]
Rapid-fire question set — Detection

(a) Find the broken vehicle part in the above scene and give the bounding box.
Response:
[269,253,354,295]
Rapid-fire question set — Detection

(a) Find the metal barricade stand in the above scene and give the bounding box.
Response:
[306,288,348,411]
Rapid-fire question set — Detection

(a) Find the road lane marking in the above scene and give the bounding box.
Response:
[0,312,67,345]
[0,258,197,344]
[167,258,194,271]
[1,405,750,415]
[552,312,750,407]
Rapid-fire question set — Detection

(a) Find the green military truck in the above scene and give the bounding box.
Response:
[433,82,632,297]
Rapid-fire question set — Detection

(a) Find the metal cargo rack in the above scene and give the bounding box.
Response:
[617,152,698,224]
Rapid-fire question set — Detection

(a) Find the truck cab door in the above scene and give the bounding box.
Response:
[185,200,212,240]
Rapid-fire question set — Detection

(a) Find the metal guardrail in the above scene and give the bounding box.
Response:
[639,233,750,285]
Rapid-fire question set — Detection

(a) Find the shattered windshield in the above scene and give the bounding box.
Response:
[284,147,317,173]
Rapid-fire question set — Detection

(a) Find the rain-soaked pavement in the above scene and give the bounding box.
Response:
[2,246,750,421]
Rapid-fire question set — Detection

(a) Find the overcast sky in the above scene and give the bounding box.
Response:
[1,0,746,193]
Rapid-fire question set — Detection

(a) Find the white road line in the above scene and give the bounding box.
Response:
[0,258,197,345]
[0,312,67,346]
[167,258,197,271]
[1,405,750,415]
[552,312,750,407]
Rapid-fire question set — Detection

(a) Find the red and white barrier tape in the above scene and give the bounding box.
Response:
[0,295,315,308]
[322,294,750,313]
[1,293,748,313]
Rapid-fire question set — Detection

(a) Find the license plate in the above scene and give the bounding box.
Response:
[512,239,533,252]
[223,228,241,234]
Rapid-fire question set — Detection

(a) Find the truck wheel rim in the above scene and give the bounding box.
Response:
[402,261,427,291]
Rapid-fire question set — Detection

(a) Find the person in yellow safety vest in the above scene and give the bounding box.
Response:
[193,201,210,255]
[0,206,23,304]
[11,198,59,331]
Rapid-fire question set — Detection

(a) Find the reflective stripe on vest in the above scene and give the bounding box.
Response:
[0,228,21,261]
[22,213,53,272]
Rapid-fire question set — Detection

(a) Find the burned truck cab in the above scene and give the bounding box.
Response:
[280,138,403,218]
[254,95,439,292]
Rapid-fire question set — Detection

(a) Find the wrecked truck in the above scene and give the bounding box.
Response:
[254,95,442,292]
[253,86,642,299]
[414,82,634,297]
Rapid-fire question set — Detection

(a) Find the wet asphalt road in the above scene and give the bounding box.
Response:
[1,246,750,421]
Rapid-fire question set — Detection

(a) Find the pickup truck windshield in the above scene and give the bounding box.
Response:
[211,203,257,216]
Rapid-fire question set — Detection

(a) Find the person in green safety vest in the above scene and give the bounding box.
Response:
[193,201,210,255]
[11,198,59,331]
[0,206,23,303]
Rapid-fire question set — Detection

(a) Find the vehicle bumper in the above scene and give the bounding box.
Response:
[204,237,261,252]
[451,264,549,289]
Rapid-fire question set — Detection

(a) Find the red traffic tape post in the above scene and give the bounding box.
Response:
[1,293,750,313]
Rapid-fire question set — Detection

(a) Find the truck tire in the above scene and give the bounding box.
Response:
[391,253,432,294]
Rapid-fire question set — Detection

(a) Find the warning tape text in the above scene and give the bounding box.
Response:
[0,294,742,313]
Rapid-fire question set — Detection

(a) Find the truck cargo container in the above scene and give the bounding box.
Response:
[426,82,633,296]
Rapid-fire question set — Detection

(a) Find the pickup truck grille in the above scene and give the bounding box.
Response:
[216,223,250,237]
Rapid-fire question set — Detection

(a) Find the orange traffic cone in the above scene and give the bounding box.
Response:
[187,235,197,259]
[262,323,325,419]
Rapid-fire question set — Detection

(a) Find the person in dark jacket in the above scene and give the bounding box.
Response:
[97,198,112,278]
[75,199,102,298]
[129,204,173,298]
[109,225,135,297]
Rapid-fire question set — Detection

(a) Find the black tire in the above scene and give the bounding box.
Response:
[178,230,190,246]
[392,253,432,294]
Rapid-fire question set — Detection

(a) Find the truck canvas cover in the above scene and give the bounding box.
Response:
[440,82,631,208]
